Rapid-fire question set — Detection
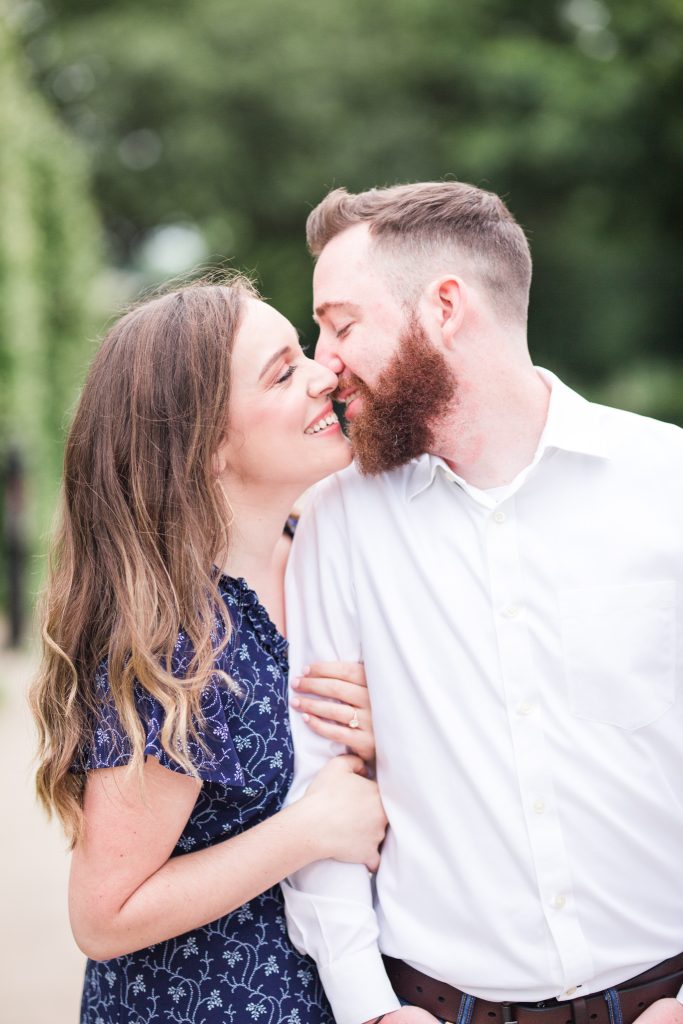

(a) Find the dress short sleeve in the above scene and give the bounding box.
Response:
[77,634,245,788]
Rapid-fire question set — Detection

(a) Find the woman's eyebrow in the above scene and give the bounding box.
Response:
[258,345,293,380]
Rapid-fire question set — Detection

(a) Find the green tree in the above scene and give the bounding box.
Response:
[21,0,683,419]
[0,6,101,618]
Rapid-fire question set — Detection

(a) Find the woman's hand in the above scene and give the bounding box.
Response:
[304,754,387,871]
[291,661,375,765]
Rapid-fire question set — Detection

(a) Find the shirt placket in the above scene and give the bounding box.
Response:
[484,496,595,996]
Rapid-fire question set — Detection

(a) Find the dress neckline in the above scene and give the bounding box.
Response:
[216,572,289,669]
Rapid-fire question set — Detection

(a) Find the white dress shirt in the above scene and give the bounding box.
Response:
[282,371,683,1024]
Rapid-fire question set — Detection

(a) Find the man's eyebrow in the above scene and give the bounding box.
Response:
[258,345,292,381]
[313,301,362,323]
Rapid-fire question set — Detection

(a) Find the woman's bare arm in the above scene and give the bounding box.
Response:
[70,753,385,961]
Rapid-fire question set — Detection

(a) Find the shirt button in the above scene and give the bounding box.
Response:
[565,987,578,997]
[551,894,566,909]
[533,799,546,815]
[503,605,520,618]
[493,510,506,523]
[517,701,536,716]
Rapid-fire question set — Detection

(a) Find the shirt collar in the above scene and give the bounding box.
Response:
[406,368,612,502]
[535,368,612,461]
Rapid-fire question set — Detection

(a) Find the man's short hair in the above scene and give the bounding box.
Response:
[306,181,532,326]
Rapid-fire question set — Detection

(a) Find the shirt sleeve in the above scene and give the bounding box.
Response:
[281,475,400,1024]
[75,634,246,789]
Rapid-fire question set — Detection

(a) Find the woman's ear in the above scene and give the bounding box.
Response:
[212,438,229,478]
[423,276,467,351]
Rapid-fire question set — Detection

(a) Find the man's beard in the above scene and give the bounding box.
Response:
[342,315,457,476]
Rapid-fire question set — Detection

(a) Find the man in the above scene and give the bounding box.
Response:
[281,182,683,1024]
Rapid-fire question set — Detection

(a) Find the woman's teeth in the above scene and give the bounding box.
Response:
[305,413,338,435]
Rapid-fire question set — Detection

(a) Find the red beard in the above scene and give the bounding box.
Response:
[342,315,457,476]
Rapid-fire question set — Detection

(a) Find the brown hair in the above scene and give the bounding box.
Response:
[30,276,256,845]
[306,181,532,324]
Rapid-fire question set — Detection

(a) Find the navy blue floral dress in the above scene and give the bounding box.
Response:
[76,575,333,1024]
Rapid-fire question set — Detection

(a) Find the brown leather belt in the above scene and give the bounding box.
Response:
[384,952,683,1024]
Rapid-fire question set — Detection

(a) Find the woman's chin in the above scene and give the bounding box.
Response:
[301,439,353,489]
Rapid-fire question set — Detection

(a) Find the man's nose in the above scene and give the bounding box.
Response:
[314,334,345,375]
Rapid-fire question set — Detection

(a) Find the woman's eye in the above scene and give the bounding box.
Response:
[336,323,353,339]
[276,364,296,385]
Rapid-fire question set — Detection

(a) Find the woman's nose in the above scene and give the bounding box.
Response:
[306,358,339,398]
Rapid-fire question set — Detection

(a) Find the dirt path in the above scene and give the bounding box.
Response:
[0,642,84,1024]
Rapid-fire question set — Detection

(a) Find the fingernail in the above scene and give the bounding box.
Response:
[292,677,301,689]
[291,697,301,708]
[302,665,311,676]
[302,713,310,722]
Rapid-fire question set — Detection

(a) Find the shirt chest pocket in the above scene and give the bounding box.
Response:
[558,580,677,730]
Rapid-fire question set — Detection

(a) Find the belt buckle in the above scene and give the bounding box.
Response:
[502,1002,519,1024]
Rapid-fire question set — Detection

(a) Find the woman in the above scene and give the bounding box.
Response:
[30,278,385,1024]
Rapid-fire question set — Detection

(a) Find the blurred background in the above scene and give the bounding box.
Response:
[0,0,682,1019]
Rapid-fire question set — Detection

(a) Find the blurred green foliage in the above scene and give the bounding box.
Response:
[0,8,101,613]
[1,0,681,626]
[19,0,682,423]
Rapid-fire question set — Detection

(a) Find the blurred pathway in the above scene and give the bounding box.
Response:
[0,642,84,1023]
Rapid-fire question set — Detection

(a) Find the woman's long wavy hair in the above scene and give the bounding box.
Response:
[30,276,256,846]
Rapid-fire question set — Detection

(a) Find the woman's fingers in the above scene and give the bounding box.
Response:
[303,714,375,762]
[293,673,370,708]
[291,695,367,729]
[302,661,367,686]
[291,662,375,764]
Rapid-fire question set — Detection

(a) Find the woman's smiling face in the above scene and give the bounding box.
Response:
[218,298,351,494]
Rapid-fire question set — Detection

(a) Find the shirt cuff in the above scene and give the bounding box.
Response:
[675,982,683,1005]
[318,946,401,1024]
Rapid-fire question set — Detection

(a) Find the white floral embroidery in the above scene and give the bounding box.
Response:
[264,955,279,975]
[206,990,222,1009]
[168,984,185,1004]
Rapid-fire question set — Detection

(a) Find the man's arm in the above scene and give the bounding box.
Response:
[282,477,401,1024]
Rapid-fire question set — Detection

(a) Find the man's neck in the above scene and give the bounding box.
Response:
[436,365,551,490]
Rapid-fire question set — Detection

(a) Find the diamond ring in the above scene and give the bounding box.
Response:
[348,710,360,729]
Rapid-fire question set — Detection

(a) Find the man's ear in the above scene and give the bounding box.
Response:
[424,276,466,350]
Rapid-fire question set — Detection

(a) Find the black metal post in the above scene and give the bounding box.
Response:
[4,446,26,648]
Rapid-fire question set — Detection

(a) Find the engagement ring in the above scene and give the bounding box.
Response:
[348,710,360,729]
